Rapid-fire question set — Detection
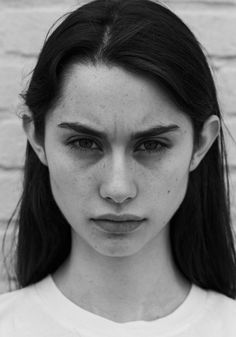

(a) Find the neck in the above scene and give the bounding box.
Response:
[52,224,191,323]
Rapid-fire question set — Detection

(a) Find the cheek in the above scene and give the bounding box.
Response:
[148,154,191,207]
[167,169,189,199]
[46,151,94,210]
[161,158,190,207]
[145,164,190,231]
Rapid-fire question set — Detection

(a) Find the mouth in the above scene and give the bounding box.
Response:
[91,220,145,234]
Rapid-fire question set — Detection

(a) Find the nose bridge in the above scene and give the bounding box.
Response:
[100,147,136,203]
[109,147,131,181]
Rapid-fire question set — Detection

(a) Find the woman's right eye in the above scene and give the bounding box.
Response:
[67,138,101,152]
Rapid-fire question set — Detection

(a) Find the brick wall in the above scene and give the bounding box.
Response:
[0,0,236,293]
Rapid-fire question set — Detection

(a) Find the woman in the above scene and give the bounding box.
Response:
[1,0,236,335]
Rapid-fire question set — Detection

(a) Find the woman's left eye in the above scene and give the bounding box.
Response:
[66,137,169,154]
[135,140,168,154]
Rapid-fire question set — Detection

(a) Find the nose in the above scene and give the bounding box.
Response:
[99,150,137,205]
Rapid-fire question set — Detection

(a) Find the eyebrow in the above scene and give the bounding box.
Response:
[57,122,180,140]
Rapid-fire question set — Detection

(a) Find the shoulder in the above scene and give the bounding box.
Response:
[206,288,236,314]
[0,286,31,336]
[201,288,236,335]
[0,286,28,314]
[0,284,38,317]
[0,282,75,337]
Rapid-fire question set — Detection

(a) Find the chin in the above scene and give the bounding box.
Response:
[92,238,145,258]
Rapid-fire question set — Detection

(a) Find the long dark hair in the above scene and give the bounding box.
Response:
[2,0,236,298]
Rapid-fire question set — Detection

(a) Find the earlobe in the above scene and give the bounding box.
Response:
[22,114,48,167]
[189,115,220,172]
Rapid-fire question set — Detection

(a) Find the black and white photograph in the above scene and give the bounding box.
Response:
[0,0,236,336]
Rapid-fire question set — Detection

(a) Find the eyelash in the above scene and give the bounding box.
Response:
[66,137,169,154]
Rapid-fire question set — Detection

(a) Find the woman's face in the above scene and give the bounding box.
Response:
[43,64,194,257]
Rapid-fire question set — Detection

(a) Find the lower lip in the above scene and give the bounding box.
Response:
[92,220,144,234]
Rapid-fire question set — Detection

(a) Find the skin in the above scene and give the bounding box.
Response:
[24,63,220,323]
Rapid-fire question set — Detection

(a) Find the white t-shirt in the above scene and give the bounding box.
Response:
[0,274,236,337]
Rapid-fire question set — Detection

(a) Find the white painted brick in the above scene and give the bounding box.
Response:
[0,62,34,113]
[0,118,26,168]
[175,10,236,56]
[220,119,236,229]
[224,117,236,169]
[215,67,236,116]
[0,170,23,221]
[0,7,236,58]
[0,0,88,7]
[166,0,236,3]
[1,0,236,6]
[0,280,17,294]
[0,282,9,295]
[0,9,66,57]
[229,170,236,230]
[230,172,236,209]
[0,224,17,294]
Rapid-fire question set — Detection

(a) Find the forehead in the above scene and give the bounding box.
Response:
[50,63,192,135]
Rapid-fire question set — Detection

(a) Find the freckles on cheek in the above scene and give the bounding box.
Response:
[49,160,95,202]
[47,157,75,197]
[160,156,190,196]
[165,168,189,201]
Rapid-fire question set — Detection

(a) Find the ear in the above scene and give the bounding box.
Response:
[189,115,220,172]
[22,112,48,166]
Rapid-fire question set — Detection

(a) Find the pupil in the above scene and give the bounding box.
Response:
[145,141,157,150]
[81,139,92,148]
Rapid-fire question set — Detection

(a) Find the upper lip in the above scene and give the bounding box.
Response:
[92,213,144,222]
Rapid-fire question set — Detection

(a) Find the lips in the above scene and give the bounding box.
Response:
[92,219,144,234]
[92,213,144,222]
